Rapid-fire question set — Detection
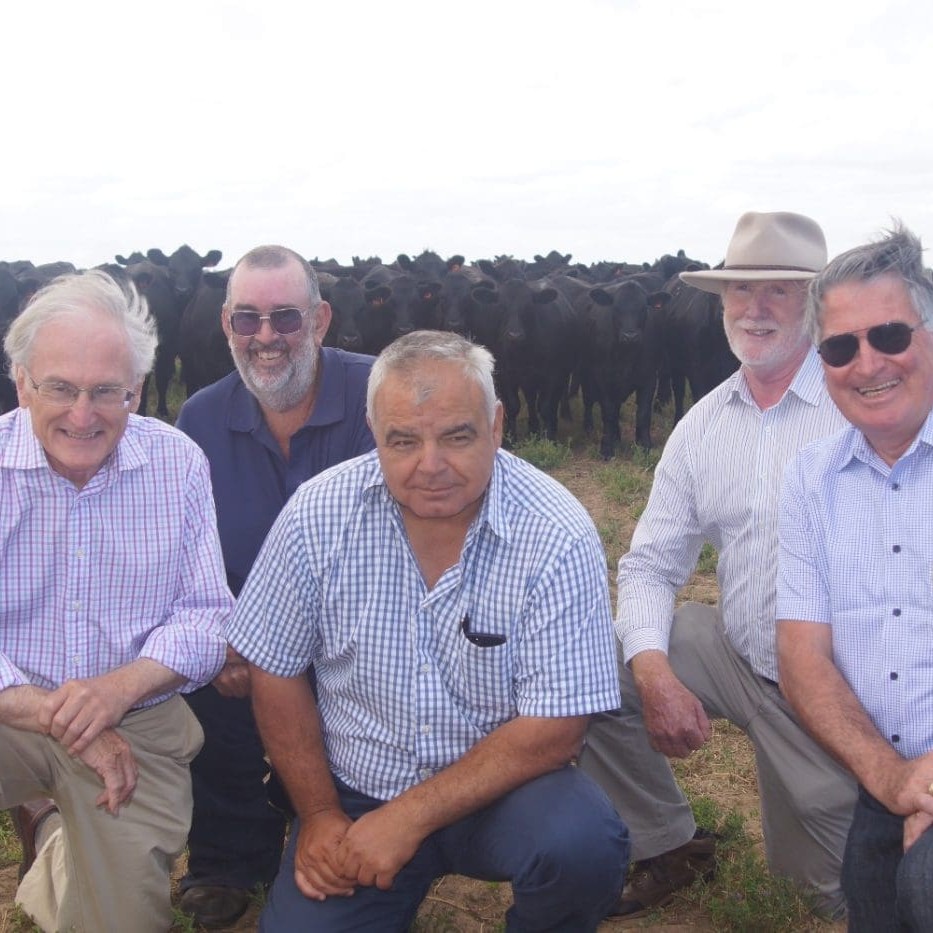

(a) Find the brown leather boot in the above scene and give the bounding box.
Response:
[10,799,59,882]
[609,827,718,918]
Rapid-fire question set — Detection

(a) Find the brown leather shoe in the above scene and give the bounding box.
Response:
[178,885,251,929]
[609,827,718,918]
[10,799,59,881]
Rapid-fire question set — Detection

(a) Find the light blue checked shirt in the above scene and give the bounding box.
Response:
[619,349,847,680]
[0,408,232,702]
[228,448,621,801]
[777,411,933,761]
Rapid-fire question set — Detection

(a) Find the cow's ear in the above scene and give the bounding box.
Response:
[589,288,612,307]
[203,250,222,268]
[147,249,170,266]
[472,286,497,305]
[647,292,671,311]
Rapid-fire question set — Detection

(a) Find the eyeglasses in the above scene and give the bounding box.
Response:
[229,307,305,337]
[817,321,917,368]
[27,374,137,410]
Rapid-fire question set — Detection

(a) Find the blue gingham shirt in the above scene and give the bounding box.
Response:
[619,349,847,680]
[0,408,232,701]
[777,411,933,760]
[228,448,620,801]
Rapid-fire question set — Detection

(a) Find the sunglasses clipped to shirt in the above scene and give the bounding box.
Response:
[229,307,305,337]
[817,321,917,368]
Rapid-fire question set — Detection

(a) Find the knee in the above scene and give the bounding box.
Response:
[514,775,630,897]
[896,828,933,929]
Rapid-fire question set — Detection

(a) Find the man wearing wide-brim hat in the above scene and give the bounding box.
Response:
[580,211,858,920]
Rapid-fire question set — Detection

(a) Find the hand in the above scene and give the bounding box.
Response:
[633,654,711,758]
[873,751,933,818]
[904,809,933,852]
[77,727,139,815]
[336,801,423,890]
[38,675,132,755]
[293,809,357,900]
[212,646,252,698]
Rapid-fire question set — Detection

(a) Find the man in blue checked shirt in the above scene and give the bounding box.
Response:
[0,270,232,933]
[778,225,933,931]
[227,330,628,932]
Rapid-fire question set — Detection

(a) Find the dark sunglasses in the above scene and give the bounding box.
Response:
[817,321,916,368]
[229,307,305,337]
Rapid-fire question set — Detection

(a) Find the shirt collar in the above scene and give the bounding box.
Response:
[2,408,145,486]
[840,406,933,470]
[730,346,826,409]
[228,347,349,434]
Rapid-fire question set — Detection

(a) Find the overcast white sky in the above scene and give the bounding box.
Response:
[3,0,932,272]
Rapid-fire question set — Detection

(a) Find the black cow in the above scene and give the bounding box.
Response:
[177,271,233,398]
[117,246,222,415]
[320,274,365,352]
[473,278,578,443]
[0,264,20,412]
[662,277,738,422]
[572,279,668,458]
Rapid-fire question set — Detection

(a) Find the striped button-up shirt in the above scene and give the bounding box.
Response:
[0,408,232,702]
[619,349,846,681]
[228,448,621,801]
[778,412,933,760]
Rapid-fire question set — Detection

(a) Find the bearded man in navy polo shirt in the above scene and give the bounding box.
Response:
[175,245,375,929]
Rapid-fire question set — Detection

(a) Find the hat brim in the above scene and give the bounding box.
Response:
[679,268,818,295]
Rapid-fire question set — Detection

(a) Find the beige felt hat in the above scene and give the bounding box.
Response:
[680,211,827,295]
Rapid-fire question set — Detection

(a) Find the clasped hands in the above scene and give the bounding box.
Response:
[294,804,423,901]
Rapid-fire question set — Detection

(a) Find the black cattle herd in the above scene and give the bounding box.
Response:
[0,246,739,458]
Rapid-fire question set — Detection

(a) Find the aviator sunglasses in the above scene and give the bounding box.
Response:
[229,307,305,337]
[817,321,916,368]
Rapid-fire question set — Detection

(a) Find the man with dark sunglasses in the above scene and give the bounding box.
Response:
[174,245,375,929]
[778,225,933,931]
[579,211,857,920]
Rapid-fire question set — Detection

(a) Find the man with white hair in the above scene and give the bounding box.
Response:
[0,270,232,933]
[580,211,857,919]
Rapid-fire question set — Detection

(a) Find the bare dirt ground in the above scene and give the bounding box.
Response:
[0,445,844,932]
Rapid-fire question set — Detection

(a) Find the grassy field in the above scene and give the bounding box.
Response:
[0,378,846,932]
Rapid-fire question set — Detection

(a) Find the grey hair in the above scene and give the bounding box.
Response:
[806,223,933,342]
[367,330,498,424]
[4,269,157,381]
[226,245,322,307]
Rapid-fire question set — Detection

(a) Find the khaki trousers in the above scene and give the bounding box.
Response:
[579,603,857,919]
[1,695,203,933]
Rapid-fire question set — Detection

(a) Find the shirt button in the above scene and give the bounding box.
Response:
[890,672,898,680]
[892,483,900,491]
[892,734,900,743]
[420,663,430,674]
[72,600,81,611]
[893,608,901,617]
[892,545,901,553]
[420,724,431,735]
[75,548,85,558]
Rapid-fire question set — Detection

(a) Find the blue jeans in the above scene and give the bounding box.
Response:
[842,787,933,932]
[260,766,629,932]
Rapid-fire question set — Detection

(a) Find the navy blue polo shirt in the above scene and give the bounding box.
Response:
[176,347,375,596]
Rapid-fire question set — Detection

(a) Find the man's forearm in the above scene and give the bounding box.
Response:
[386,715,588,838]
[249,665,343,820]
[779,620,904,804]
[0,684,52,732]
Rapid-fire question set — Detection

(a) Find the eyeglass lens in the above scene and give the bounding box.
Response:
[230,308,304,337]
[818,322,915,368]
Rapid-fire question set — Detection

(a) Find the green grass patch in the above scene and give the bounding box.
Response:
[509,436,571,471]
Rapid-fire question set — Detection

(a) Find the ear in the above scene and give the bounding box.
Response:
[492,400,504,447]
[13,365,29,408]
[313,301,333,344]
[220,304,233,339]
[129,382,144,414]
